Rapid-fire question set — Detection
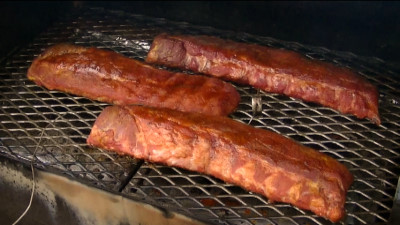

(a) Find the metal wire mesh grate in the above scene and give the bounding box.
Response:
[1,7,400,225]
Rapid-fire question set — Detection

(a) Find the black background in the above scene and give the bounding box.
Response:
[1,1,399,66]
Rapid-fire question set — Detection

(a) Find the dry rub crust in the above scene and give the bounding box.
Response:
[146,33,380,125]
[87,105,354,222]
[27,43,240,116]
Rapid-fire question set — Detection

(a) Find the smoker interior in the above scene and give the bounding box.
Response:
[1,7,400,225]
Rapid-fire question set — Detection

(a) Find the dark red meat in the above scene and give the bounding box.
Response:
[87,105,354,222]
[27,44,240,116]
[146,33,380,124]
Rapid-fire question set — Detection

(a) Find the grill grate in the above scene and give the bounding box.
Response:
[1,7,400,225]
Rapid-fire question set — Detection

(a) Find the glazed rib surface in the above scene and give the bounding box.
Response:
[87,105,354,222]
[27,44,240,116]
[146,33,380,124]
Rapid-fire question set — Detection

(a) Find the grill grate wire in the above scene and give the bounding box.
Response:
[0,7,400,225]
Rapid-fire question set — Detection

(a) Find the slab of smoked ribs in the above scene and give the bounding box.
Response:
[27,44,240,116]
[87,105,354,222]
[146,33,380,125]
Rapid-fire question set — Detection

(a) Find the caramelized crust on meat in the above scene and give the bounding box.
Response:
[87,105,354,222]
[146,33,380,124]
[27,44,240,116]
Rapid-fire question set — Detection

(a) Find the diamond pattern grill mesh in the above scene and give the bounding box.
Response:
[1,7,400,225]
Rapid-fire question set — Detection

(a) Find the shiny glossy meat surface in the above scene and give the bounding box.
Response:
[87,105,354,222]
[27,44,240,116]
[146,33,380,124]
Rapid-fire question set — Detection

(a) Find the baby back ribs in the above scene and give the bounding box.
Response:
[27,44,240,116]
[146,33,380,124]
[87,105,354,222]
